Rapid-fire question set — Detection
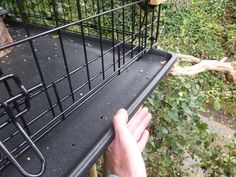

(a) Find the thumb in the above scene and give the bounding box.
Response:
[112,108,129,135]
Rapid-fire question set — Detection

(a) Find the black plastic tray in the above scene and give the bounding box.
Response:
[0,24,176,177]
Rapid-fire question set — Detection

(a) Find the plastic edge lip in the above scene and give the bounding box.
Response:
[68,49,177,177]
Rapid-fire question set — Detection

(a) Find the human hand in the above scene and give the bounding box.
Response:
[105,107,152,177]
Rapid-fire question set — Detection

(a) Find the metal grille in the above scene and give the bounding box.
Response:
[0,0,162,176]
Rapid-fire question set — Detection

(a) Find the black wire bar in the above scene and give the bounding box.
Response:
[0,0,162,175]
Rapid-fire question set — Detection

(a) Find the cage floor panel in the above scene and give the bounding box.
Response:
[0,24,176,177]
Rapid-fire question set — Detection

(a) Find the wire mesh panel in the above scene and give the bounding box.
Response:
[0,0,166,176]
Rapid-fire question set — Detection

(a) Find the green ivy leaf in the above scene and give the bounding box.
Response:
[197,122,208,131]
[213,98,221,111]
[162,127,168,134]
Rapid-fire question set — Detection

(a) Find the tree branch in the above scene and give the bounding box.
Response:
[169,54,236,83]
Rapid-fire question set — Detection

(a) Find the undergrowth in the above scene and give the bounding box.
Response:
[144,0,236,176]
[158,0,236,119]
[145,77,236,177]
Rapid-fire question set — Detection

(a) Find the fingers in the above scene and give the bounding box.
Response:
[131,105,143,119]
[127,107,149,133]
[112,108,129,135]
[112,107,151,152]
[133,113,152,142]
[138,130,149,152]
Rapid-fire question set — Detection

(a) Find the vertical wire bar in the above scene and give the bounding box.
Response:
[101,0,106,28]
[138,8,142,53]
[47,0,54,24]
[60,0,66,24]
[67,0,73,22]
[155,4,162,47]
[16,0,56,117]
[84,2,90,36]
[0,69,31,135]
[76,0,92,90]
[131,0,135,59]
[96,0,105,80]
[45,0,53,26]
[41,1,48,26]
[117,46,121,75]
[52,83,65,120]
[35,0,41,20]
[24,0,31,20]
[144,0,149,49]
[111,0,116,72]
[141,15,144,53]
[52,0,75,102]
[92,0,97,32]
[150,9,155,47]
[10,1,17,17]
[122,0,125,65]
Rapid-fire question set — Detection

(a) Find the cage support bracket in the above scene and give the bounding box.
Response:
[0,73,46,177]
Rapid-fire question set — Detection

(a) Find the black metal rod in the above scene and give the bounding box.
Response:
[117,46,121,75]
[0,0,144,51]
[16,0,56,117]
[122,0,125,65]
[52,0,75,102]
[138,8,142,53]
[61,0,67,23]
[1,42,138,133]
[150,9,155,47]
[76,0,92,90]
[155,4,161,46]
[131,0,135,58]
[111,0,116,72]
[96,0,105,80]
[1,102,46,177]
[144,0,148,49]
[0,21,154,113]
[0,0,164,171]
[0,69,31,135]
[0,21,154,114]
[0,45,152,168]
[52,83,65,120]
[67,0,73,22]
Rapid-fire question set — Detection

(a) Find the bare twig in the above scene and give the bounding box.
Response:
[169,54,236,83]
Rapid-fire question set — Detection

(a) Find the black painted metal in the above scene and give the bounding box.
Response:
[0,1,176,176]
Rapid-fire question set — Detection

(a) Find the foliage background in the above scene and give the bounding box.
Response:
[144,0,236,176]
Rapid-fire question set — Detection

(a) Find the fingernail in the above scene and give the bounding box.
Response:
[117,108,126,115]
